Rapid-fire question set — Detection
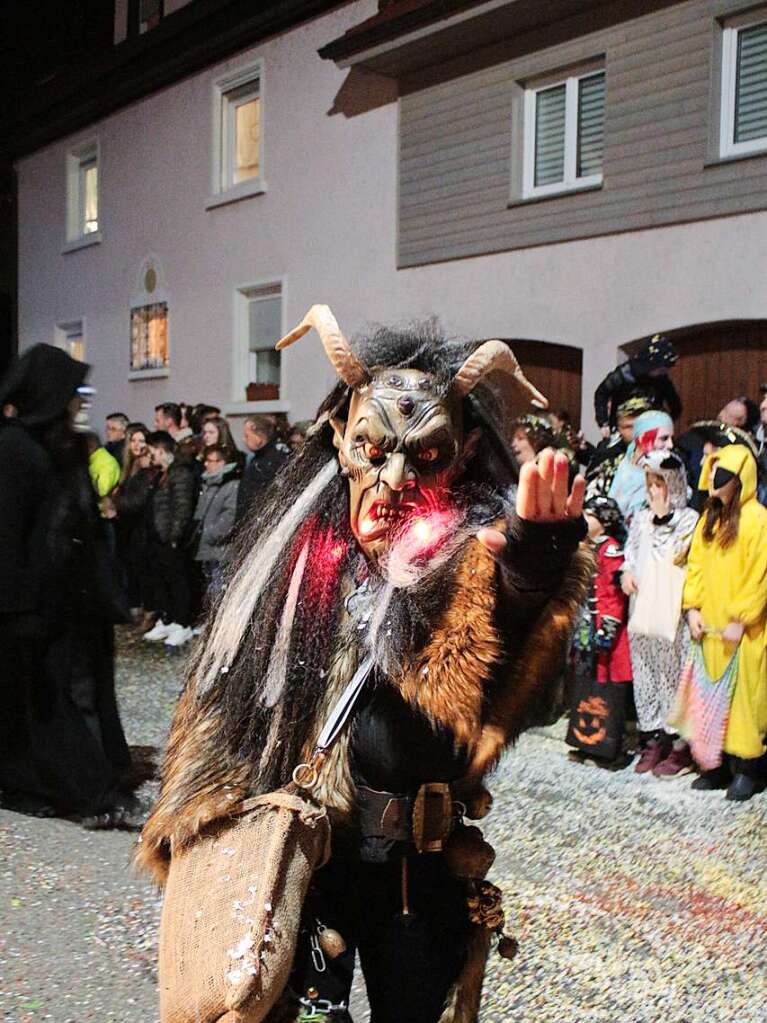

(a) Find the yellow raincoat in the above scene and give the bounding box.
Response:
[683,444,767,759]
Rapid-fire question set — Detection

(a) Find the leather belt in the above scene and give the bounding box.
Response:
[357,782,457,853]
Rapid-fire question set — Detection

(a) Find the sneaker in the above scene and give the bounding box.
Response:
[653,744,694,779]
[634,739,666,774]
[163,624,194,647]
[143,618,171,642]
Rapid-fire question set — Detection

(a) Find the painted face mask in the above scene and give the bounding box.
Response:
[277,305,547,564]
[336,369,468,560]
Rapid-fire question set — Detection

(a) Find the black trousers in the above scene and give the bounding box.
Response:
[288,854,470,1023]
[150,542,192,627]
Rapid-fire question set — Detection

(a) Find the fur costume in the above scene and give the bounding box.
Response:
[137,309,590,1022]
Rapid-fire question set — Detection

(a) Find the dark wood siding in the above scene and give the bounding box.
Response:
[398,0,767,267]
[669,323,767,429]
[510,339,583,428]
[624,321,767,429]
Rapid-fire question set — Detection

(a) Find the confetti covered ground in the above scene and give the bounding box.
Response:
[1,628,765,1022]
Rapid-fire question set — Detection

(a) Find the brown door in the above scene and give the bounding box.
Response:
[506,339,583,428]
[623,321,767,430]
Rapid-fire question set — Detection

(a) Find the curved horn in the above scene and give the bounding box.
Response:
[276,304,370,389]
[452,340,548,410]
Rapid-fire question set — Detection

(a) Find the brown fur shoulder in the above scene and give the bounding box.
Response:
[135,620,361,885]
[396,537,501,752]
[468,541,594,779]
[133,682,252,884]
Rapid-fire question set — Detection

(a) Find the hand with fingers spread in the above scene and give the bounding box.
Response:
[476,449,585,555]
[516,448,585,523]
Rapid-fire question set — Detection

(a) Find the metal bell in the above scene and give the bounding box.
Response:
[497,933,519,960]
[317,926,347,959]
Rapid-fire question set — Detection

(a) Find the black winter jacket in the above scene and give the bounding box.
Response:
[235,439,289,523]
[149,460,196,545]
[112,467,158,519]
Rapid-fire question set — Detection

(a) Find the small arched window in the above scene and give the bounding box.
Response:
[130,255,169,379]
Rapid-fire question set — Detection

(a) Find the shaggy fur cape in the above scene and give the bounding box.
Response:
[138,537,590,880]
[137,532,591,1022]
[137,322,592,1023]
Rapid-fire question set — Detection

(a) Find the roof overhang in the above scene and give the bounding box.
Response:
[318,0,612,76]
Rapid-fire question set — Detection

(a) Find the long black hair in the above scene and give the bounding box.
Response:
[187,323,520,792]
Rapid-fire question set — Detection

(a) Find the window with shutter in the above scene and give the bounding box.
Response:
[720,13,767,158]
[522,64,605,199]
[248,290,282,390]
[577,73,605,177]
[234,281,284,402]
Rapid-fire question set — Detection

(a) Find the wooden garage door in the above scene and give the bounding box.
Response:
[506,339,583,428]
[623,321,767,430]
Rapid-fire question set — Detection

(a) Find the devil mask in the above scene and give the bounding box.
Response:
[277,306,547,562]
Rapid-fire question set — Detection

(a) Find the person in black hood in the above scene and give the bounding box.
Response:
[0,344,140,828]
[594,334,682,437]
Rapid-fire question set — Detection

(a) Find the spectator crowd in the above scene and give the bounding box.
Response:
[94,402,309,648]
[1,333,766,829]
[553,337,767,804]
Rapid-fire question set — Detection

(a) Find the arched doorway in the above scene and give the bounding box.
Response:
[506,339,583,428]
[622,321,767,429]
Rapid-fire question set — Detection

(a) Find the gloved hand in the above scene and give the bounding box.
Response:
[595,616,620,652]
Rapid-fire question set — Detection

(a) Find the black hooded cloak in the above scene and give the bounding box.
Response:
[0,344,133,816]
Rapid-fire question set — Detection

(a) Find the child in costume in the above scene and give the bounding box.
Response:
[567,496,632,766]
[137,307,590,1023]
[682,443,767,800]
[621,451,698,777]
[608,409,675,523]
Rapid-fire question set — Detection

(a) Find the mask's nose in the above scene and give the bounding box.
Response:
[379,452,415,492]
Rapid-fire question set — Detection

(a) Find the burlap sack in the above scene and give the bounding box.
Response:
[158,790,330,1023]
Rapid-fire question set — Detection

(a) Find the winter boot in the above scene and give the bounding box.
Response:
[726,758,764,802]
[691,764,730,790]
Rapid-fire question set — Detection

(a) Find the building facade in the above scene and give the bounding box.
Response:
[14,0,767,435]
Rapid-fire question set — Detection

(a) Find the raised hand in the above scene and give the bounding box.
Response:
[516,448,585,523]
[476,449,585,555]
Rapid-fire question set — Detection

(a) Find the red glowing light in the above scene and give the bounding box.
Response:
[411,518,432,544]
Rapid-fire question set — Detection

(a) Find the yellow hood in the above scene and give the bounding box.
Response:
[699,443,757,504]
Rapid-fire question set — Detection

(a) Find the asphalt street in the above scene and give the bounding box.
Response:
[1,628,765,1023]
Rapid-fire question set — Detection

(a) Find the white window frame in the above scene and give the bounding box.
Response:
[207,60,266,210]
[227,277,290,415]
[64,139,102,252]
[521,60,604,200]
[55,319,86,362]
[719,9,767,160]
